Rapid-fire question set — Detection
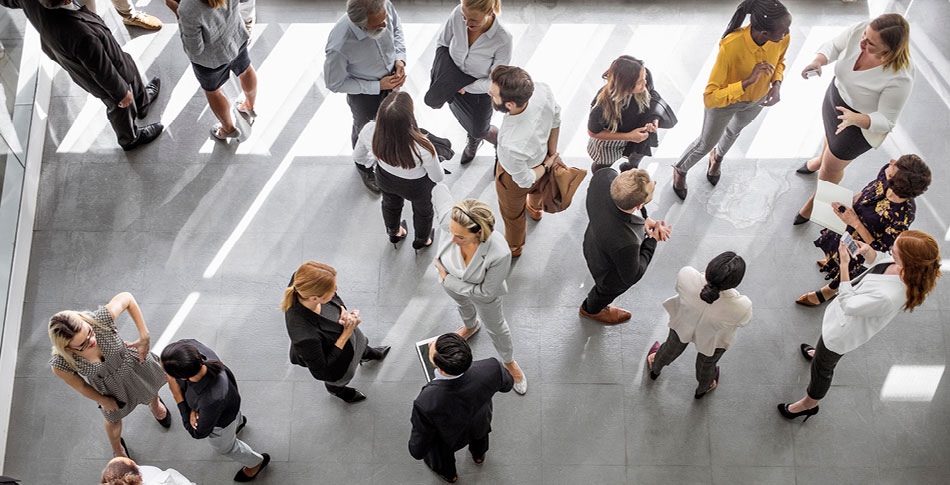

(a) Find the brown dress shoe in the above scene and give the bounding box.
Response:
[578,304,631,324]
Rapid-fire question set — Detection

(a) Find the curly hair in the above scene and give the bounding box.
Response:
[895,230,941,311]
[888,154,930,199]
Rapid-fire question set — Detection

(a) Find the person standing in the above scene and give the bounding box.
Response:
[778,231,941,421]
[431,182,528,393]
[0,0,164,151]
[646,252,752,399]
[490,65,561,256]
[670,0,791,199]
[166,0,258,141]
[47,293,171,460]
[409,333,514,483]
[282,262,391,403]
[793,14,915,224]
[431,0,512,164]
[161,339,270,482]
[579,168,670,324]
[325,0,407,193]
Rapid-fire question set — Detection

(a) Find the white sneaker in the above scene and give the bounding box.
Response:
[513,373,527,395]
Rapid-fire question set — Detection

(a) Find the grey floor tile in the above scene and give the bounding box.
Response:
[711,465,795,485]
[624,382,711,466]
[288,380,376,463]
[541,465,625,484]
[706,385,796,467]
[541,383,625,465]
[877,466,950,485]
[625,465,711,484]
[794,466,881,485]
[790,387,882,468]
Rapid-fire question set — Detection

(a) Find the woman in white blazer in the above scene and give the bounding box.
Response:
[779,230,941,421]
[794,13,915,224]
[431,183,527,394]
[646,252,752,399]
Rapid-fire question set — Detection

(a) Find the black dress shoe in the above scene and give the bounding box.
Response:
[460,135,482,165]
[137,77,161,119]
[121,122,163,151]
[361,345,391,362]
[333,387,367,403]
[233,453,270,482]
[793,213,810,225]
[357,169,381,193]
[796,161,817,174]
[423,455,458,483]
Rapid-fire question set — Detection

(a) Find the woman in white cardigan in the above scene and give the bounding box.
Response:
[793,13,915,225]
[431,183,527,394]
[779,230,942,421]
[646,252,752,399]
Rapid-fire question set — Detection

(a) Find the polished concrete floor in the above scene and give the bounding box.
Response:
[4,0,950,483]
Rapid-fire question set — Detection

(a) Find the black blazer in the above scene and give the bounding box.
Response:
[408,358,514,459]
[1,0,141,103]
[424,45,477,109]
[284,290,353,383]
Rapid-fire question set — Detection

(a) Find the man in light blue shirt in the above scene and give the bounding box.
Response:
[325,0,407,193]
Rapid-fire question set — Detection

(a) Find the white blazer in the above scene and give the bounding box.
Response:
[663,266,753,356]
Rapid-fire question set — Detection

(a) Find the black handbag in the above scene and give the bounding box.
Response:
[653,97,678,129]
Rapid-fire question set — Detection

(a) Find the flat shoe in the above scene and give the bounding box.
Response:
[793,213,810,225]
[456,323,480,340]
[233,453,270,482]
[646,341,660,380]
[796,161,817,174]
[795,289,827,307]
[512,373,527,395]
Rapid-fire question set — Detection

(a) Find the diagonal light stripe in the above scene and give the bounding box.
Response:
[654,42,721,158]
[152,291,201,354]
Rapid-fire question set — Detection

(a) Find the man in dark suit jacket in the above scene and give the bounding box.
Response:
[579,168,671,324]
[409,333,513,483]
[1,0,163,150]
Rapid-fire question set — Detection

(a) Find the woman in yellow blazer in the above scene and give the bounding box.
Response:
[671,0,792,200]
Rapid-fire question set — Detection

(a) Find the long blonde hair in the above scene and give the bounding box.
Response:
[281,262,337,312]
[49,311,103,370]
[871,13,912,72]
[594,56,651,133]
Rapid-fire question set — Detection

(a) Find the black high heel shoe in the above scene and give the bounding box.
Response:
[389,220,408,249]
[800,343,815,361]
[793,213,810,225]
[155,396,171,428]
[796,161,817,174]
[413,228,435,254]
[119,437,132,459]
[777,403,819,422]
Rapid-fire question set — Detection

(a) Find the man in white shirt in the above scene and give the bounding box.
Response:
[324,0,406,193]
[489,65,560,256]
[101,457,195,485]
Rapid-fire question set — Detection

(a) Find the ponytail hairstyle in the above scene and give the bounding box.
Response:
[373,91,437,170]
[462,0,501,15]
[160,341,227,380]
[451,199,495,243]
[282,262,337,312]
[870,13,912,72]
[722,0,790,39]
[894,230,941,311]
[49,310,106,371]
[594,56,651,132]
[699,252,747,304]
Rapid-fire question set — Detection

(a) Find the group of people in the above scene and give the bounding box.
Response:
[6,0,942,482]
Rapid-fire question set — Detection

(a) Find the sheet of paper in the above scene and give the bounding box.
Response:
[812,180,854,234]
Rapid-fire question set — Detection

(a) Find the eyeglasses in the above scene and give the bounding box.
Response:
[68,327,93,352]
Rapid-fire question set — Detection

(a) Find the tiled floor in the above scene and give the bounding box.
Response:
[4,0,950,483]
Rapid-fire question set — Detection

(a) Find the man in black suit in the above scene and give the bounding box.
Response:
[1,0,163,151]
[409,333,513,483]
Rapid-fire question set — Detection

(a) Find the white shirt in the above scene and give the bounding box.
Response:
[140,465,195,485]
[436,5,513,94]
[821,258,906,354]
[324,1,406,95]
[817,21,915,148]
[663,266,753,356]
[353,122,445,182]
[497,82,561,188]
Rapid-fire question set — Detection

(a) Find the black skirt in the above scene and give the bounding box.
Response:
[822,79,872,160]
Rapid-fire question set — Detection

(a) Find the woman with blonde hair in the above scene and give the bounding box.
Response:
[282,261,390,403]
[794,13,915,225]
[587,55,674,173]
[48,292,170,459]
[778,230,941,421]
[431,183,527,394]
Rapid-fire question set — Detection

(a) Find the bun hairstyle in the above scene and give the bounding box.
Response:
[894,230,941,311]
[432,333,473,376]
[723,0,790,39]
[888,154,931,199]
[451,199,495,243]
[160,341,227,380]
[462,0,501,15]
[700,252,747,304]
[282,261,337,312]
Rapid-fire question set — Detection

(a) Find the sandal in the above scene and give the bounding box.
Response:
[795,289,828,307]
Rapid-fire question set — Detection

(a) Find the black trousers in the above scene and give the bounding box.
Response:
[448,92,492,140]
[104,70,148,148]
[347,90,392,174]
[582,279,630,314]
[424,434,490,479]
[651,329,726,394]
[806,337,843,400]
[375,167,435,244]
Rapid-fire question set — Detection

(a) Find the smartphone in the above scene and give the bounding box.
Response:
[804,69,820,78]
[841,233,859,256]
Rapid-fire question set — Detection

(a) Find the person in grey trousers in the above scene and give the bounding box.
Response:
[166,0,259,141]
[162,339,271,482]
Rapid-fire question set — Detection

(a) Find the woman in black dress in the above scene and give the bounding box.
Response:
[282,261,390,403]
[587,55,674,173]
[796,154,930,305]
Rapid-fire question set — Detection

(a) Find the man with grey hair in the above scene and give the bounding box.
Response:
[0,0,163,151]
[325,0,406,193]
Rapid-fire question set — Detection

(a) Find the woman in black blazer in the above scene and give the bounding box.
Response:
[282,261,390,403]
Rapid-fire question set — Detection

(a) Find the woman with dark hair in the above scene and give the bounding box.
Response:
[161,339,270,482]
[166,0,258,141]
[47,292,169,460]
[587,56,673,173]
[794,13,915,224]
[354,91,445,251]
[282,261,390,403]
[671,0,791,199]
[646,252,752,398]
[797,154,930,305]
[779,230,941,421]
